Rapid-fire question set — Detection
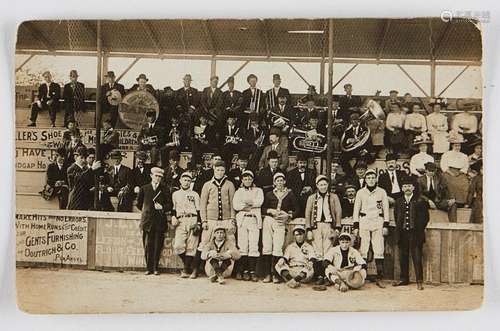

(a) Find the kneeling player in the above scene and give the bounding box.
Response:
[232,170,264,281]
[171,171,202,278]
[275,225,318,289]
[201,226,241,284]
[324,232,367,292]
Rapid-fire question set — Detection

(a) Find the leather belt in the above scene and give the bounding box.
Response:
[359,213,383,217]
[243,213,256,218]
[179,214,197,218]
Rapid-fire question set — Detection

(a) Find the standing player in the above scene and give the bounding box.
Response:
[171,171,202,279]
[352,169,390,288]
[304,175,342,285]
[232,170,264,281]
[261,172,299,283]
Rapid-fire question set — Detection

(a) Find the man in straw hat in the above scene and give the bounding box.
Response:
[172,171,202,278]
[409,133,435,177]
[201,225,241,285]
[28,70,61,127]
[393,176,429,290]
[324,232,367,292]
[304,175,342,285]
[261,172,299,283]
[275,225,319,289]
[352,169,390,288]
[137,167,172,275]
[232,169,264,281]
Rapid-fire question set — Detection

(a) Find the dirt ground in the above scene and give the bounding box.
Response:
[16,267,483,314]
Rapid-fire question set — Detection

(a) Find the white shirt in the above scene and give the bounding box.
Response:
[440,150,469,173]
[426,175,435,192]
[315,193,333,223]
[410,152,435,177]
[114,164,121,175]
[387,170,401,194]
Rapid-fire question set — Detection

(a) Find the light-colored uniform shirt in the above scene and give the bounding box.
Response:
[324,245,366,269]
[410,152,435,176]
[353,186,390,224]
[233,186,264,228]
[172,188,200,216]
[283,242,317,267]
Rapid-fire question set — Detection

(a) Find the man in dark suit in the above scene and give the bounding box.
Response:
[339,113,372,176]
[129,73,156,96]
[163,150,185,195]
[393,176,429,290]
[351,161,367,191]
[330,160,347,194]
[158,86,176,128]
[62,70,86,127]
[137,167,172,275]
[219,111,244,168]
[417,162,457,223]
[130,151,152,198]
[101,118,120,159]
[240,74,265,128]
[99,71,126,128]
[228,152,250,189]
[221,76,242,122]
[377,153,406,204]
[175,74,200,119]
[200,75,224,129]
[63,130,85,169]
[265,73,291,110]
[28,71,61,127]
[137,110,166,166]
[338,83,362,124]
[259,127,289,171]
[105,151,133,212]
[44,147,69,209]
[193,154,222,195]
[286,152,316,218]
[67,147,100,210]
[255,150,280,195]
[268,95,294,131]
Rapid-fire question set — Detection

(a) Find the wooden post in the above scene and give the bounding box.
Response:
[94,20,103,210]
[210,56,217,78]
[319,59,325,95]
[430,60,436,97]
[326,19,334,180]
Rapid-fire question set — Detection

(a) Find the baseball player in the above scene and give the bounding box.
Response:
[201,226,241,284]
[352,169,390,288]
[194,160,236,277]
[261,172,299,283]
[275,225,318,289]
[304,175,342,285]
[171,171,202,278]
[324,232,367,292]
[232,170,264,281]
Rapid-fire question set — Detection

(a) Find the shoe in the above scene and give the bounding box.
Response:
[180,271,190,278]
[324,278,333,287]
[392,280,409,287]
[242,271,251,281]
[417,282,424,290]
[236,272,243,280]
[189,270,198,279]
[272,276,282,284]
[286,279,300,289]
[376,279,386,289]
[315,276,325,286]
[262,275,272,283]
[154,270,160,276]
[210,275,217,283]
[250,272,258,282]
[144,271,152,275]
[217,275,225,285]
[27,122,36,127]
[51,123,56,128]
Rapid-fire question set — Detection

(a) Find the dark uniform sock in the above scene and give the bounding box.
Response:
[191,250,202,274]
[271,256,280,278]
[262,255,272,277]
[375,258,385,279]
[249,256,257,273]
[184,255,193,273]
[294,271,307,283]
[240,256,248,273]
[280,270,293,282]
[313,260,324,278]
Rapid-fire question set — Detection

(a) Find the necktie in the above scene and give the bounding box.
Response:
[390,172,395,184]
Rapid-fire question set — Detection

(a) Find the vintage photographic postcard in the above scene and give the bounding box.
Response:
[15,18,484,313]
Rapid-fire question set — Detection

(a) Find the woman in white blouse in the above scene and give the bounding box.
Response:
[426,100,449,154]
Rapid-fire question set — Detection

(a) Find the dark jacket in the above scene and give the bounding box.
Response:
[200,87,224,122]
[394,195,430,245]
[286,167,316,215]
[46,163,68,187]
[100,82,126,113]
[129,165,152,190]
[106,164,132,196]
[163,165,185,194]
[137,183,172,232]
[340,197,356,219]
[262,189,300,219]
[138,122,166,149]
[265,87,291,109]
[37,82,61,109]
[256,166,280,195]
[378,169,406,199]
[417,174,451,205]
[67,163,94,210]
[240,88,265,124]
[338,94,362,122]
[222,89,242,112]
[194,168,213,195]
[175,87,200,113]
[218,124,244,148]
[63,81,86,113]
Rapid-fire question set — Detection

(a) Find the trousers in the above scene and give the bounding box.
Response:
[142,229,165,272]
[262,216,286,256]
[173,216,200,256]
[199,219,236,251]
[236,213,260,257]
[311,222,334,260]
[359,216,385,259]
[398,229,424,282]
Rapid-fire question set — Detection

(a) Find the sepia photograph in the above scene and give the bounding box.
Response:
[13,17,485,314]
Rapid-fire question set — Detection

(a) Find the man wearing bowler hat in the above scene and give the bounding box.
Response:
[222,76,242,119]
[105,150,133,212]
[265,73,291,110]
[137,167,172,275]
[129,73,156,95]
[100,71,126,128]
[393,176,429,290]
[62,69,86,127]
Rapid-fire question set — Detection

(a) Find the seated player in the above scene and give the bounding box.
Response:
[171,171,202,278]
[232,170,264,281]
[275,225,318,289]
[324,232,367,292]
[201,226,241,284]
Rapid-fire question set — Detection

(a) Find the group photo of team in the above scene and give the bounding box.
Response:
[14,18,484,313]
